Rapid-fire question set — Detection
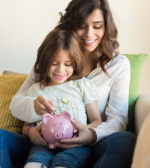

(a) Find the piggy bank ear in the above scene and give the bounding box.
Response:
[61,111,71,120]
[42,113,53,125]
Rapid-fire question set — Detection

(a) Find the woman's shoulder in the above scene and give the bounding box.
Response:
[107,53,130,70]
[112,53,130,65]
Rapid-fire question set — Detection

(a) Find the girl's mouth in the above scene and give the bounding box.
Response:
[53,74,66,80]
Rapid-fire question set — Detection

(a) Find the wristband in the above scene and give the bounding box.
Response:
[26,125,35,136]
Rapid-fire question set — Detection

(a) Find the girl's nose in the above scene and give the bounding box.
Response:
[57,64,65,72]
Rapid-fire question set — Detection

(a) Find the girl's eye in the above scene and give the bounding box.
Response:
[51,62,57,65]
[79,25,86,29]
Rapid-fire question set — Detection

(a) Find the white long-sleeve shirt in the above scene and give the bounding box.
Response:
[10,54,130,142]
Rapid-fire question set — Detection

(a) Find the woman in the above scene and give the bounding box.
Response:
[10,0,136,167]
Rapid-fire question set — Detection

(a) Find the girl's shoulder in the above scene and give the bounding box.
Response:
[75,77,91,83]
[74,77,96,88]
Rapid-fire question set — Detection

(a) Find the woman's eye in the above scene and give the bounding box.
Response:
[94,24,104,29]
[65,63,72,66]
[94,26,102,29]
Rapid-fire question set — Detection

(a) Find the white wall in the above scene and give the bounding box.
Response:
[0,0,71,74]
[0,0,150,95]
[108,0,150,95]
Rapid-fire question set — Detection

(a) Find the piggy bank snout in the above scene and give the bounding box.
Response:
[55,131,66,140]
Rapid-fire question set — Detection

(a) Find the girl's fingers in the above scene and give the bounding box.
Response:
[38,135,48,146]
[32,125,48,146]
[34,95,55,114]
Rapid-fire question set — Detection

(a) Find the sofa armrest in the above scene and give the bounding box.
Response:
[2,70,26,75]
[135,95,150,135]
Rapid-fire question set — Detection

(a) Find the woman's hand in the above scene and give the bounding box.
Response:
[28,125,48,146]
[34,95,55,115]
[55,119,97,149]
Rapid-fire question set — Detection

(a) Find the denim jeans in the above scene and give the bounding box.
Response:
[92,131,136,168]
[0,129,30,168]
[26,143,92,168]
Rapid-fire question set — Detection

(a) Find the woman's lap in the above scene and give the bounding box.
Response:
[0,129,135,168]
[92,131,136,168]
[0,129,30,168]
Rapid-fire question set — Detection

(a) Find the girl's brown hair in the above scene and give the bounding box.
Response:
[59,0,119,75]
[34,26,84,86]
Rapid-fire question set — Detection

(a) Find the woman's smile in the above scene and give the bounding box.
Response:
[82,39,97,45]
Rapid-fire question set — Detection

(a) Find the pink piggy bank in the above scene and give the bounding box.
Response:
[41,111,73,149]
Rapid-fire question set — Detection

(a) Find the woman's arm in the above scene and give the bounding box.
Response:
[85,100,102,128]
[10,68,40,122]
[10,68,54,122]
[93,55,130,142]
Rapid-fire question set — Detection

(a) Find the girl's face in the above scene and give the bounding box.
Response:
[48,50,74,86]
[76,9,105,54]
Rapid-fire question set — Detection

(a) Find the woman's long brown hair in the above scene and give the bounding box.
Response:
[59,0,119,75]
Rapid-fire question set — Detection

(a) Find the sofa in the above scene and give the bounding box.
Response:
[0,54,150,166]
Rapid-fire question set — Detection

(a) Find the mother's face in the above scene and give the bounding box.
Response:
[76,9,105,53]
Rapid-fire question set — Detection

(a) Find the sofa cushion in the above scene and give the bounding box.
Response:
[0,75,28,134]
[124,54,148,132]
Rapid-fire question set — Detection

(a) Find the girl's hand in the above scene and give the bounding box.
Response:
[28,124,48,146]
[55,119,97,149]
[34,95,55,115]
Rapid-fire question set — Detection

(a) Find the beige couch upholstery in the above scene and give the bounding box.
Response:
[135,95,150,134]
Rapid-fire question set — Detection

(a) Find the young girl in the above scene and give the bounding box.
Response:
[23,26,102,168]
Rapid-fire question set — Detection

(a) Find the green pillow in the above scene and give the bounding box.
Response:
[124,54,148,132]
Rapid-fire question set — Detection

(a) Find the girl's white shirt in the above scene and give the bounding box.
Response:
[10,54,130,142]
